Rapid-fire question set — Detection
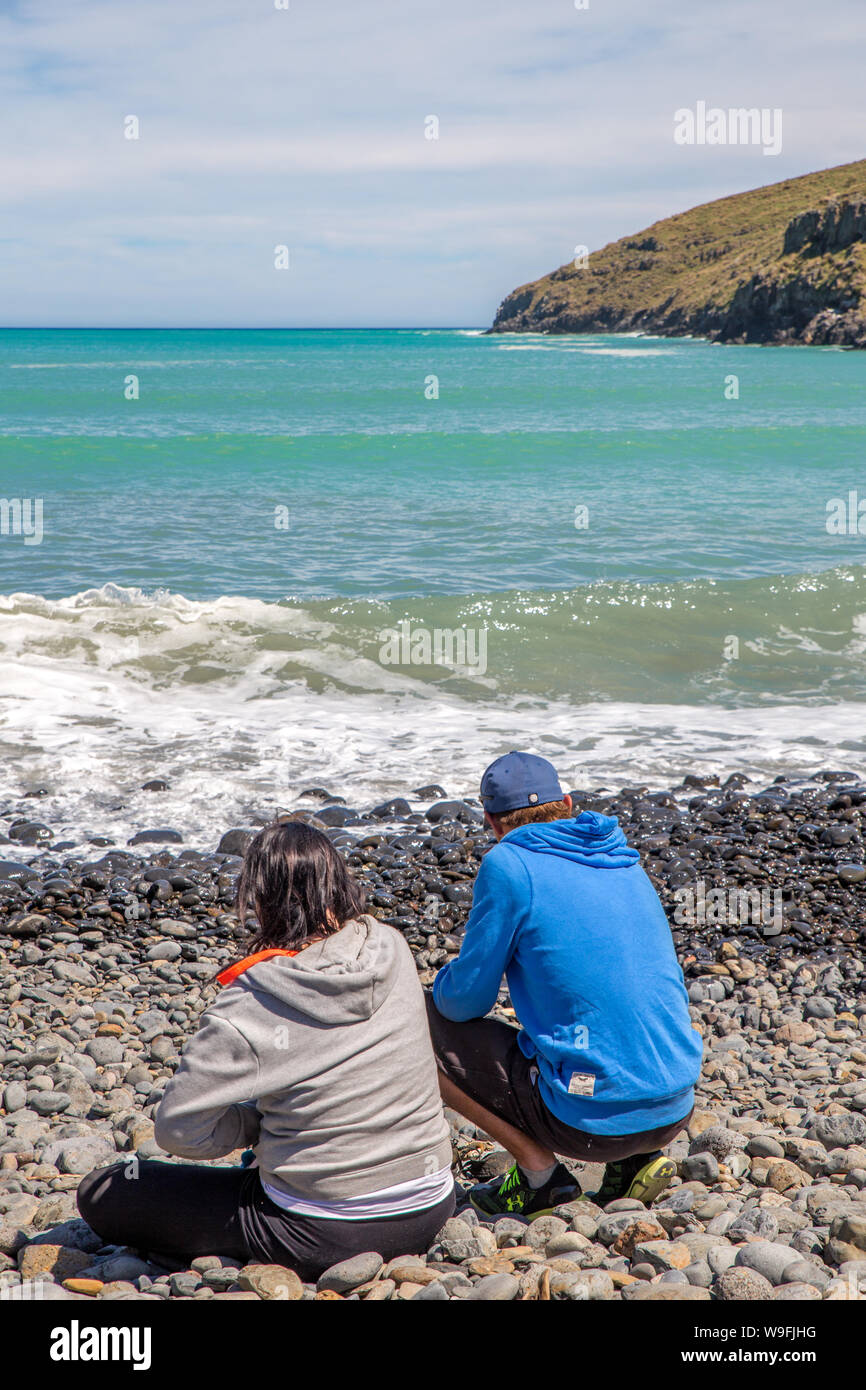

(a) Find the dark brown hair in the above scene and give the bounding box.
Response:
[234,821,365,951]
[496,798,573,834]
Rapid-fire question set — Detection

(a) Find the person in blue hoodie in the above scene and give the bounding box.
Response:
[427,751,703,1219]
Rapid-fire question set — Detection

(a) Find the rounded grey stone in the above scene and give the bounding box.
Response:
[568,1211,600,1240]
[317,1251,384,1294]
[602,1198,646,1214]
[804,997,835,1020]
[684,1260,713,1288]
[30,1092,72,1116]
[149,1036,177,1062]
[146,942,182,962]
[781,1260,830,1290]
[3,1083,27,1113]
[735,1240,801,1286]
[746,1135,785,1159]
[465,1273,520,1301]
[84,1038,125,1066]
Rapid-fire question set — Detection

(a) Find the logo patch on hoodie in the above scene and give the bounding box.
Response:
[567,1071,596,1097]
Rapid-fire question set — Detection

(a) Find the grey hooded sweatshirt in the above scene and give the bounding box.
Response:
[154,914,452,1202]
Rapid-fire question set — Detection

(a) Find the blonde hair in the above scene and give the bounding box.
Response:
[496,798,573,833]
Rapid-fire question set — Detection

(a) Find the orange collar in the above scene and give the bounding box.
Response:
[217,948,298,987]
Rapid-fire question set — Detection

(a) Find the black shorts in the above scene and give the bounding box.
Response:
[425,993,692,1165]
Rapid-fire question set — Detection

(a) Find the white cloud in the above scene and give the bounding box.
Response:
[0,0,863,324]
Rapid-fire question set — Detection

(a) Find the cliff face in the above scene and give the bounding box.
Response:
[490,161,866,347]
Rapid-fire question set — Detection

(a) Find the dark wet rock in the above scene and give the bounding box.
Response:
[314,806,364,827]
[369,798,413,819]
[426,800,483,825]
[216,829,253,856]
[141,780,169,791]
[0,861,40,883]
[0,913,48,938]
[8,821,53,845]
[324,830,356,848]
[127,829,184,846]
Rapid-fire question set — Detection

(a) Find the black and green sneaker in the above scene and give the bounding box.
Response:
[469,1162,580,1220]
[585,1151,676,1207]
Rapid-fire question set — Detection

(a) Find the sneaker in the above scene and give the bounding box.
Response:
[469,1161,580,1220]
[588,1151,676,1207]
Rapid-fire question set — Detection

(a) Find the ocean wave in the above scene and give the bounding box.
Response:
[3,570,866,706]
[1,577,865,849]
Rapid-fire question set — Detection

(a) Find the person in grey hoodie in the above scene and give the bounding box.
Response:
[77,822,454,1280]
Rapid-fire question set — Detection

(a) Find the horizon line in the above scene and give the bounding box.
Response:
[0,325,486,332]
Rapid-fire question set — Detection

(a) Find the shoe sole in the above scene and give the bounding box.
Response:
[623,1156,677,1205]
[468,1196,577,1222]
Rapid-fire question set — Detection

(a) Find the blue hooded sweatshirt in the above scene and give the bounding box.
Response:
[432,812,703,1135]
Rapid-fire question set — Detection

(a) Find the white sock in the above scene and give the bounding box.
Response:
[519,1161,557,1189]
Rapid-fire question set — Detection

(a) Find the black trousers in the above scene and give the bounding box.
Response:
[425,993,693,1163]
[77,1160,455,1284]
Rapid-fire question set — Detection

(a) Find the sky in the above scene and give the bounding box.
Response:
[0,0,864,328]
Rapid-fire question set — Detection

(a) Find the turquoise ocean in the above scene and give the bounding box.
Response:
[1,327,866,847]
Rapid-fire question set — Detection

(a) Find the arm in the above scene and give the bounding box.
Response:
[154,1012,262,1160]
[432,847,528,1021]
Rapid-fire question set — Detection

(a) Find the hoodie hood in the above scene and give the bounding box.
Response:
[221,915,400,1025]
[501,811,639,868]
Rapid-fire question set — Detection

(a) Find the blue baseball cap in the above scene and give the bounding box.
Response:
[479,751,564,815]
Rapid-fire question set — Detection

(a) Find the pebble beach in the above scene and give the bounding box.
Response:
[1,770,865,1303]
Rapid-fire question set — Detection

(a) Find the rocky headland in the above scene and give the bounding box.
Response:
[490,159,866,347]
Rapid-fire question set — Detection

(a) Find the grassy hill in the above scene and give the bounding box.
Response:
[490,160,866,346]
